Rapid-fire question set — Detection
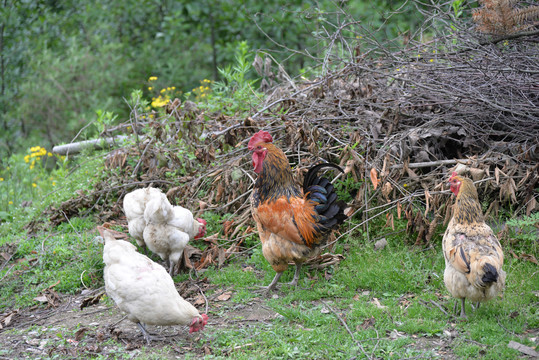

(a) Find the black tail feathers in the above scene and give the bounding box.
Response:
[303,163,347,231]
[481,263,499,285]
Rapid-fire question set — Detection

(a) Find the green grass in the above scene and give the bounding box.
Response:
[193,223,537,359]
[2,202,536,359]
[0,217,103,309]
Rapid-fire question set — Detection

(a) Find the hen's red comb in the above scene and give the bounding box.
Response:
[449,171,458,181]
[248,130,273,150]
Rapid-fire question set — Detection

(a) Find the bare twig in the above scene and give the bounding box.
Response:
[320,300,372,360]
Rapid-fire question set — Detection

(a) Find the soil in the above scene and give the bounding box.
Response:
[0,284,281,359]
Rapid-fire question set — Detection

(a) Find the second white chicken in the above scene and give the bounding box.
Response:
[143,196,206,276]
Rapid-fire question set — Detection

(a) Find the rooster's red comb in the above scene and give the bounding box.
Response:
[248,131,273,150]
[449,171,458,181]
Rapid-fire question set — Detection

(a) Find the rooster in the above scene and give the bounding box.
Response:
[102,230,208,344]
[248,130,348,292]
[443,172,506,318]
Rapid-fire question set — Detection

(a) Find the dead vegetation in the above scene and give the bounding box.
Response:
[36,1,538,265]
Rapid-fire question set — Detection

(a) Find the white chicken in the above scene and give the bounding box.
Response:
[123,187,168,248]
[143,196,207,276]
[169,205,208,241]
[102,230,208,344]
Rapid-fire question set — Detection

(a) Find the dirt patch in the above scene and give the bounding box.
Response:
[0,285,280,359]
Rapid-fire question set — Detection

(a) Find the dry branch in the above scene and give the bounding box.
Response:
[52,136,132,155]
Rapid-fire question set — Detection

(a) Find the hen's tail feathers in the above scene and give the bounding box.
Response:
[481,263,499,285]
[303,163,348,231]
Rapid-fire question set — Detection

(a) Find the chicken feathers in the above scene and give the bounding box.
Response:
[442,172,506,318]
[123,187,168,247]
[143,196,206,276]
[248,130,347,292]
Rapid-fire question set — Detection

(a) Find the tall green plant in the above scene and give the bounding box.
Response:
[201,41,262,115]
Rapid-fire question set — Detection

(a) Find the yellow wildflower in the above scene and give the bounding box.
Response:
[0,178,3,181]
[148,87,153,91]
[149,76,158,81]
[151,95,170,108]
[32,183,37,187]
[429,59,434,62]
[9,201,13,205]
[24,155,30,163]
[48,152,53,157]
[160,88,166,93]
[171,86,176,90]
[53,182,56,186]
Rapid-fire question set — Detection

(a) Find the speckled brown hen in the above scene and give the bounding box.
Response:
[442,172,506,318]
[248,131,348,293]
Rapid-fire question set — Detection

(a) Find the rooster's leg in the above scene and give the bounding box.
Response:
[137,322,152,345]
[459,298,467,318]
[265,272,283,292]
[288,263,302,287]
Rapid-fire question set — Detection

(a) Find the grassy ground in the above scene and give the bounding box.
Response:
[0,210,537,359]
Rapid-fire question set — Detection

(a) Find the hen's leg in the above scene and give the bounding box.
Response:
[474,302,480,310]
[288,263,302,287]
[137,323,152,345]
[459,298,467,318]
